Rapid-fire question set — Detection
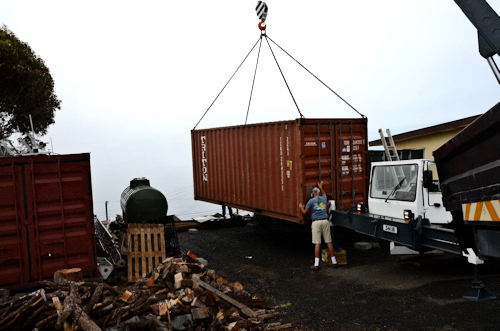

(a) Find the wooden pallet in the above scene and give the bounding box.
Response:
[127,224,166,282]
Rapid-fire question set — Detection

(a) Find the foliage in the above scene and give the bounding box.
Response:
[278,301,292,309]
[0,25,61,139]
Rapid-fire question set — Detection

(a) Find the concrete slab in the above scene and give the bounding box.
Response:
[196,257,209,266]
[390,242,444,256]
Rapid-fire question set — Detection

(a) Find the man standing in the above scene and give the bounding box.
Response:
[221,205,234,218]
[299,181,337,270]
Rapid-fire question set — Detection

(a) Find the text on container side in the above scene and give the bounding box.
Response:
[201,136,208,182]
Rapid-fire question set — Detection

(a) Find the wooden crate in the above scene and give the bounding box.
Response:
[322,248,347,266]
[127,224,166,282]
[335,249,347,265]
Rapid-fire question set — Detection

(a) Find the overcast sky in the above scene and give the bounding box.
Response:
[1,1,499,220]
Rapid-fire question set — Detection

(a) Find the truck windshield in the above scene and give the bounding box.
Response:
[370,164,418,202]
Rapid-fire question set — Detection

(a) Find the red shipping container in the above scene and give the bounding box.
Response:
[191,118,369,223]
[0,153,96,289]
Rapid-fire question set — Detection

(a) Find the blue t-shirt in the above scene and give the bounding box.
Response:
[306,195,328,221]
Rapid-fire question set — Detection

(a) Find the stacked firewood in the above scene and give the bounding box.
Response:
[0,256,292,331]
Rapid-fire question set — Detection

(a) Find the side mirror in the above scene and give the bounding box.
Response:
[423,170,433,189]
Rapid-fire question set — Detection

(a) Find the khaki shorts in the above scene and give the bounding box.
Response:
[311,219,332,244]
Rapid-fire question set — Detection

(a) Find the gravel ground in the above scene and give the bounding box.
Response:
[178,220,500,331]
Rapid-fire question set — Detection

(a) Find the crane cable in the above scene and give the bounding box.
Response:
[193,37,261,130]
[245,36,264,124]
[266,35,365,118]
[193,1,364,130]
[263,35,304,119]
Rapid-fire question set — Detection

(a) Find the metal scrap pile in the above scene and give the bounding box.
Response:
[0,257,291,331]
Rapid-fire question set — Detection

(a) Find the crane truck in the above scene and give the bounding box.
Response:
[328,0,500,301]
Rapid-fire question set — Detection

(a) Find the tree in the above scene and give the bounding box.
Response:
[0,25,61,140]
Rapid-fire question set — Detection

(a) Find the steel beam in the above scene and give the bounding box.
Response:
[330,210,461,254]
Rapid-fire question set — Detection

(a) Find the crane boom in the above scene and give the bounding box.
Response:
[454,0,500,83]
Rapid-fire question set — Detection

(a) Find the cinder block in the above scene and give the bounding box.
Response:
[354,241,373,250]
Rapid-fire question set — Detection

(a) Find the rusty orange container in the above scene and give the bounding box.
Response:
[0,153,96,289]
[191,118,368,224]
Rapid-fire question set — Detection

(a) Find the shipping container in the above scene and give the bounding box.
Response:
[0,153,96,289]
[191,118,369,224]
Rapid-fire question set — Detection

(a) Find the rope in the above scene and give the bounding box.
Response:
[193,37,262,130]
[266,35,365,118]
[264,36,304,118]
[245,36,263,124]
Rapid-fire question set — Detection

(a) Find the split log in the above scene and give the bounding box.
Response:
[54,268,82,285]
[207,319,222,331]
[120,290,134,303]
[174,272,185,284]
[0,292,43,330]
[71,305,101,331]
[92,297,114,315]
[257,312,279,321]
[46,290,69,301]
[22,301,51,330]
[192,307,210,320]
[193,279,257,318]
[54,296,70,330]
[145,314,170,331]
[82,282,121,295]
[0,289,40,310]
[93,302,115,318]
[35,313,58,330]
[175,279,194,289]
[39,280,62,291]
[84,284,104,315]
[62,282,101,331]
[268,323,292,330]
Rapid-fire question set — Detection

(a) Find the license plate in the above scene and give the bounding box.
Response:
[383,224,398,234]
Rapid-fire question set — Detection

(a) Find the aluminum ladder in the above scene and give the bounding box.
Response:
[379,128,406,184]
[378,128,400,161]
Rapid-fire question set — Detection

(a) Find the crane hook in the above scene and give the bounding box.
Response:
[258,19,266,32]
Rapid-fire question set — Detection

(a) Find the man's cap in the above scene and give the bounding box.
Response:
[312,187,320,194]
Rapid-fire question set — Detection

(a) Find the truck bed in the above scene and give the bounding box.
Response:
[434,102,500,214]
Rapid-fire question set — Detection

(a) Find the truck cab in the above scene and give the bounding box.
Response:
[368,159,451,225]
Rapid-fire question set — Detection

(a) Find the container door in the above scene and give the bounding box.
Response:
[301,122,337,205]
[24,157,96,280]
[335,122,368,211]
[301,120,368,212]
[0,163,31,286]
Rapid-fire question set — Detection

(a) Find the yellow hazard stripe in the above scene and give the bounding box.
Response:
[463,200,500,221]
[485,201,500,221]
[473,202,484,221]
[464,203,470,220]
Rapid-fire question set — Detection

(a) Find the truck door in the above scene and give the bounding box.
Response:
[424,161,452,224]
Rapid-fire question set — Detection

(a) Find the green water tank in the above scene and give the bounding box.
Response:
[120,177,168,223]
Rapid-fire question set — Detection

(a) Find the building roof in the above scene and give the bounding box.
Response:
[369,115,481,147]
